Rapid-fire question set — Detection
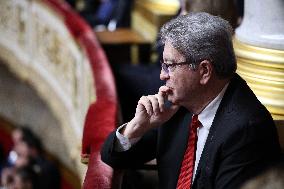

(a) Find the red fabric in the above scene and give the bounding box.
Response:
[0,127,13,157]
[42,1,118,189]
[177,115,200,189]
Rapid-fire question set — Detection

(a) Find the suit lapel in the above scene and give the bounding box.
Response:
[193,74,240,186]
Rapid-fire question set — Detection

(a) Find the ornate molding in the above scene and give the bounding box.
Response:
[0,0,95,178]
[234,39,284,120]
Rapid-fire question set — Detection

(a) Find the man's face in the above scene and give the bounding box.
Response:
[160,41,201,108]
[12,129,23,145]
[14,142,30,168]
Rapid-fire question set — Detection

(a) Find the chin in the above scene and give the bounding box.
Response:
[168,96,178,105]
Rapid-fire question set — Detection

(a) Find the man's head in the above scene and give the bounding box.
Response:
[12,127,34,146]
[159,12,236,79]
[158,12,236,112]
[14,134,43,168]
[13,167,38,189]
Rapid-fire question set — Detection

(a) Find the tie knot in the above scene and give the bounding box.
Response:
[191,115,200,131]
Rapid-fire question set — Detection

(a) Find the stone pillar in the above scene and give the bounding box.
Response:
[234,0,284,120]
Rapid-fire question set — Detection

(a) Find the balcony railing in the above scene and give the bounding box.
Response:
[0,0,118,188]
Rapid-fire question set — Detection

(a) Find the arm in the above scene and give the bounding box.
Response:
[101,127,158,169]
[101,86,179,168]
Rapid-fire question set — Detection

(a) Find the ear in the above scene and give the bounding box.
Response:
[199,60,212,85]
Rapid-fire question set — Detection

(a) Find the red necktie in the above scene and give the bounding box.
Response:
[176,115,200,189]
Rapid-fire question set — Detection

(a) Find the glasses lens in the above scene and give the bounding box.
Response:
[161,63,169,74]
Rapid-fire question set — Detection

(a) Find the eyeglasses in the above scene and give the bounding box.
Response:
[160,61,197,74]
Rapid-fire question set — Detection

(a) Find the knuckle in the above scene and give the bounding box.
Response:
[139,96,144,102]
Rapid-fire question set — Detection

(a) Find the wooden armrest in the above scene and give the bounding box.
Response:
[95,29,150,45]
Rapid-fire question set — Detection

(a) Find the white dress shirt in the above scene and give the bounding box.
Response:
[192,83,228,180]
[115,84,229,180]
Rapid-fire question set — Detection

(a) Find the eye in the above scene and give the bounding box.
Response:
[168,65,176,71]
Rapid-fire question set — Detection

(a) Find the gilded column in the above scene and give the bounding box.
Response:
[131,0,179,41]
[234,0,284,120]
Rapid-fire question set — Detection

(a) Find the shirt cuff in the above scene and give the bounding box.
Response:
[115,123,141,152]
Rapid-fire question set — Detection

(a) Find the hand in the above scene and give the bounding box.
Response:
[122,86,179,138]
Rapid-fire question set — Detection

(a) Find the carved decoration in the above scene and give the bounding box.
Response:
[0,0,95,177]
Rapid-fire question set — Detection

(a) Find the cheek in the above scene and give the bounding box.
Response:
[172,79,189,97]
[170,70,195,92]
[179,78,196,96]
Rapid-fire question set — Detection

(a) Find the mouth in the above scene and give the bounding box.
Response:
[166,84,173,90]
[166,87,174,96]
[167,86,174,93]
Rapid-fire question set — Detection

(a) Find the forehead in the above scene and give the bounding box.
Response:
[163,41,185,61]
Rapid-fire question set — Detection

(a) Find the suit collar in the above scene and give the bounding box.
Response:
[198,83,229,131]
[193,74,243,184]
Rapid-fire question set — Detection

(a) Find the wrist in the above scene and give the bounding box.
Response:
[122,119,145,139]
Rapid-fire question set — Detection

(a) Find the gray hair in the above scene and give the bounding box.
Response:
[159,12,236,78]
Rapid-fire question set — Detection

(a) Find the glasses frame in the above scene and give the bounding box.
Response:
[160,61,197,74]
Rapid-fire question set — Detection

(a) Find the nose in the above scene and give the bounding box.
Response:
[160,69,170,80]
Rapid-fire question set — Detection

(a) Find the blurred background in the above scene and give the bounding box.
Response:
[0,0,283,188]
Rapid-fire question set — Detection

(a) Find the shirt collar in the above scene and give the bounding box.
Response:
[198,83,229,130]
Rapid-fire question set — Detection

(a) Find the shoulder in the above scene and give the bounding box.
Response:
[222,74,272,123]
[214,74,277,146]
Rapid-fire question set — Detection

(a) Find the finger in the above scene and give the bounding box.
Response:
[138,96,153,115]
[147,95,160,115]
[159,85,170,95]
[136,102,146,114]
[155,94,165,112]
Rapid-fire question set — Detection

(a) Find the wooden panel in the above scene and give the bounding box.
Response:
[95,29,150,45]
[95,29,151,64]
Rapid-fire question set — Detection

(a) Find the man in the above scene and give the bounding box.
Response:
[15,134,61,189]
[101,12,281,189]
[12,166,39,189]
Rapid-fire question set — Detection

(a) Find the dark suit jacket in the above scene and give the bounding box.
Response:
[101,74,281,189]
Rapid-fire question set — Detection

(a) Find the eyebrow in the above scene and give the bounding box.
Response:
[163,57,178,61]
[163,59,186,64]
